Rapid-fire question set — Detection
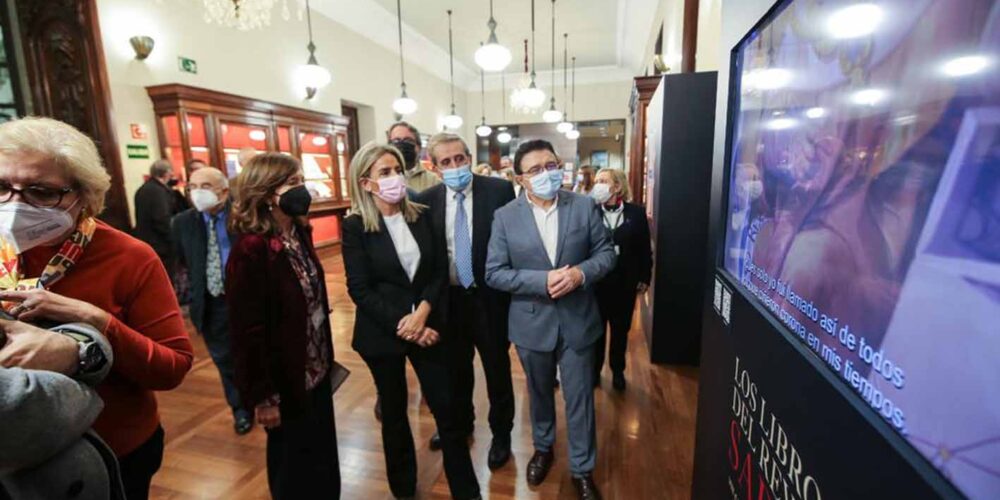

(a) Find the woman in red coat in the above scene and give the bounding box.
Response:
[0,117,193,500]
[226,153,340,499]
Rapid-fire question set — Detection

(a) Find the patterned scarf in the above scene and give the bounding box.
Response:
[0,217,97,299]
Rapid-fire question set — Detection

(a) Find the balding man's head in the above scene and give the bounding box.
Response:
[238,147,258,169]
[188,167,229,212]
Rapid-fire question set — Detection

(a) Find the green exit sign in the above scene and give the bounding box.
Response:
[178,56,198,74]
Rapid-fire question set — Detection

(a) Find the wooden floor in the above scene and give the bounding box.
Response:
[151,254,699,499]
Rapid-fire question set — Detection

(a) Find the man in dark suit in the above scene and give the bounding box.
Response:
[171,167,252,435]
[414,133,517,470]
[134,160,179,268]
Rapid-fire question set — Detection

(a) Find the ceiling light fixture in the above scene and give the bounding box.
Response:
[565,55,579,140]
[248,130,266,141]
[542,0,563,123]
[556,33,573,133]
[826,3,884,40]
[511,0,546,114]
[476,44,493,138]
[474,0,512,72]
[443,9,463,129]
[497,72,512,143]
[392,0,418,116]
[296,0,331,100]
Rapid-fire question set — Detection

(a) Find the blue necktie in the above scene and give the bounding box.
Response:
[454,191,474,288]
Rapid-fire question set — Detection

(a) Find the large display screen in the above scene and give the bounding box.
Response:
[721,1,999,497]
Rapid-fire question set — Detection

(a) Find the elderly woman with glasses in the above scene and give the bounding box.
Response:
[341,142,481,500]
[0,117,193,500]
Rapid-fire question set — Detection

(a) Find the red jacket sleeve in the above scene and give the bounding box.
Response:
[225,235,274,409]
[102,254,193,391]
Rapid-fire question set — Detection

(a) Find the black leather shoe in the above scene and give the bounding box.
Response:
[526,450,554,486]
[612,371,626,391]
[487,436,512,470]
[374,395,382,422]
[572,474,602,500]
[429,432,442,451]
[234,415,253,435]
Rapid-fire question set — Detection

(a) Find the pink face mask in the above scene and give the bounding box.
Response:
[372,175,407,204]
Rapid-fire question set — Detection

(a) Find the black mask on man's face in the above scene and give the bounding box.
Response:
[166,178,180,187]
[390,139,419,170]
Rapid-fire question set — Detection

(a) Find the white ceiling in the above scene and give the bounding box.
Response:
[313,0,657,91]
[369,0,620,72]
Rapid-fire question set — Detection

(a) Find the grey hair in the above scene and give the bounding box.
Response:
[149,159,173,178]
[426,132,470,165]
[0,117,111,217]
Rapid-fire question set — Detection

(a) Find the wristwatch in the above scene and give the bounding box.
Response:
[59,330,108,377]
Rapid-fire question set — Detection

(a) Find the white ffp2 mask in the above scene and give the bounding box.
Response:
[0,201,76,254]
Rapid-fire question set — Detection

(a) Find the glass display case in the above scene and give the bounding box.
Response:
[147,84,352,248]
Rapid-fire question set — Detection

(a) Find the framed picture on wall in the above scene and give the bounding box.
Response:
[590,150,609,168]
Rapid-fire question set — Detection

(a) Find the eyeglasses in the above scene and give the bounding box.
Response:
[0,182,75,208]
[523,162,561,177]
[437,153,469,168]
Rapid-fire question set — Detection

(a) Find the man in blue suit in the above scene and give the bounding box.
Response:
[172,167,252,435]
[485,139,615,500]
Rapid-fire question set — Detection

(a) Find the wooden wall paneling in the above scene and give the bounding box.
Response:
[16,0,130,229]
[681,0,700,73]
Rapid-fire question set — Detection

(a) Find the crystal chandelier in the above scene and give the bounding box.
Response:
[202,0,302,31]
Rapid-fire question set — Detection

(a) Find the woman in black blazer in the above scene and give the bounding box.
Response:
[341,143,481,500]
[591,168,653,391]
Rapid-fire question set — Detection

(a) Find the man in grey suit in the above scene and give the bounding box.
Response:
[485,140,615,500]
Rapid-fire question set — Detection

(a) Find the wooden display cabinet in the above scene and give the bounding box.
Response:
[627,76,662,207]
[147,84,352,248]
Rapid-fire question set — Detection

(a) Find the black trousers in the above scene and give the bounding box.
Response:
[595,280,639,377]
[201,294,249,420]
[362,346,480,499]
[265,376,341,500]
[118,425,164,500]
[447,286,515,438]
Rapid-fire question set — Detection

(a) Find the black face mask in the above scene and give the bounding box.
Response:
[278,185,312,216]
[166,178,180,187]
[391,139,418,169]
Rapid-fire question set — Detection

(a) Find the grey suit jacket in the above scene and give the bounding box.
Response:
[1,323,122,500]
[485,191,616,352]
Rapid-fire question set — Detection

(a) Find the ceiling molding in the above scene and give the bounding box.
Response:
[619,0,660,74]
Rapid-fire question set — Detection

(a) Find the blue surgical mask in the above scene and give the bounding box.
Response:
[529,170,559,200]
[548,169,564,191]
[442,164,473,192]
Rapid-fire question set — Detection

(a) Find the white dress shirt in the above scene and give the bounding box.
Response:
[528,195,560,266]
[445,181,474,285]
[383,213,421,282]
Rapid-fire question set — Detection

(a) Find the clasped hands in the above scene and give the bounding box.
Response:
[396,301,440,347]
[547,265,584,299]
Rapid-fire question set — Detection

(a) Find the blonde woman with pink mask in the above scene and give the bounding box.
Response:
[341,142,481,500]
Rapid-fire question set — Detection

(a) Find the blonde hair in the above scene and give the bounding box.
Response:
[597,167,631,202]
[0,117,111,217]
[348,142,425,233]
[229,153,306,235]
[426,132,469,165]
